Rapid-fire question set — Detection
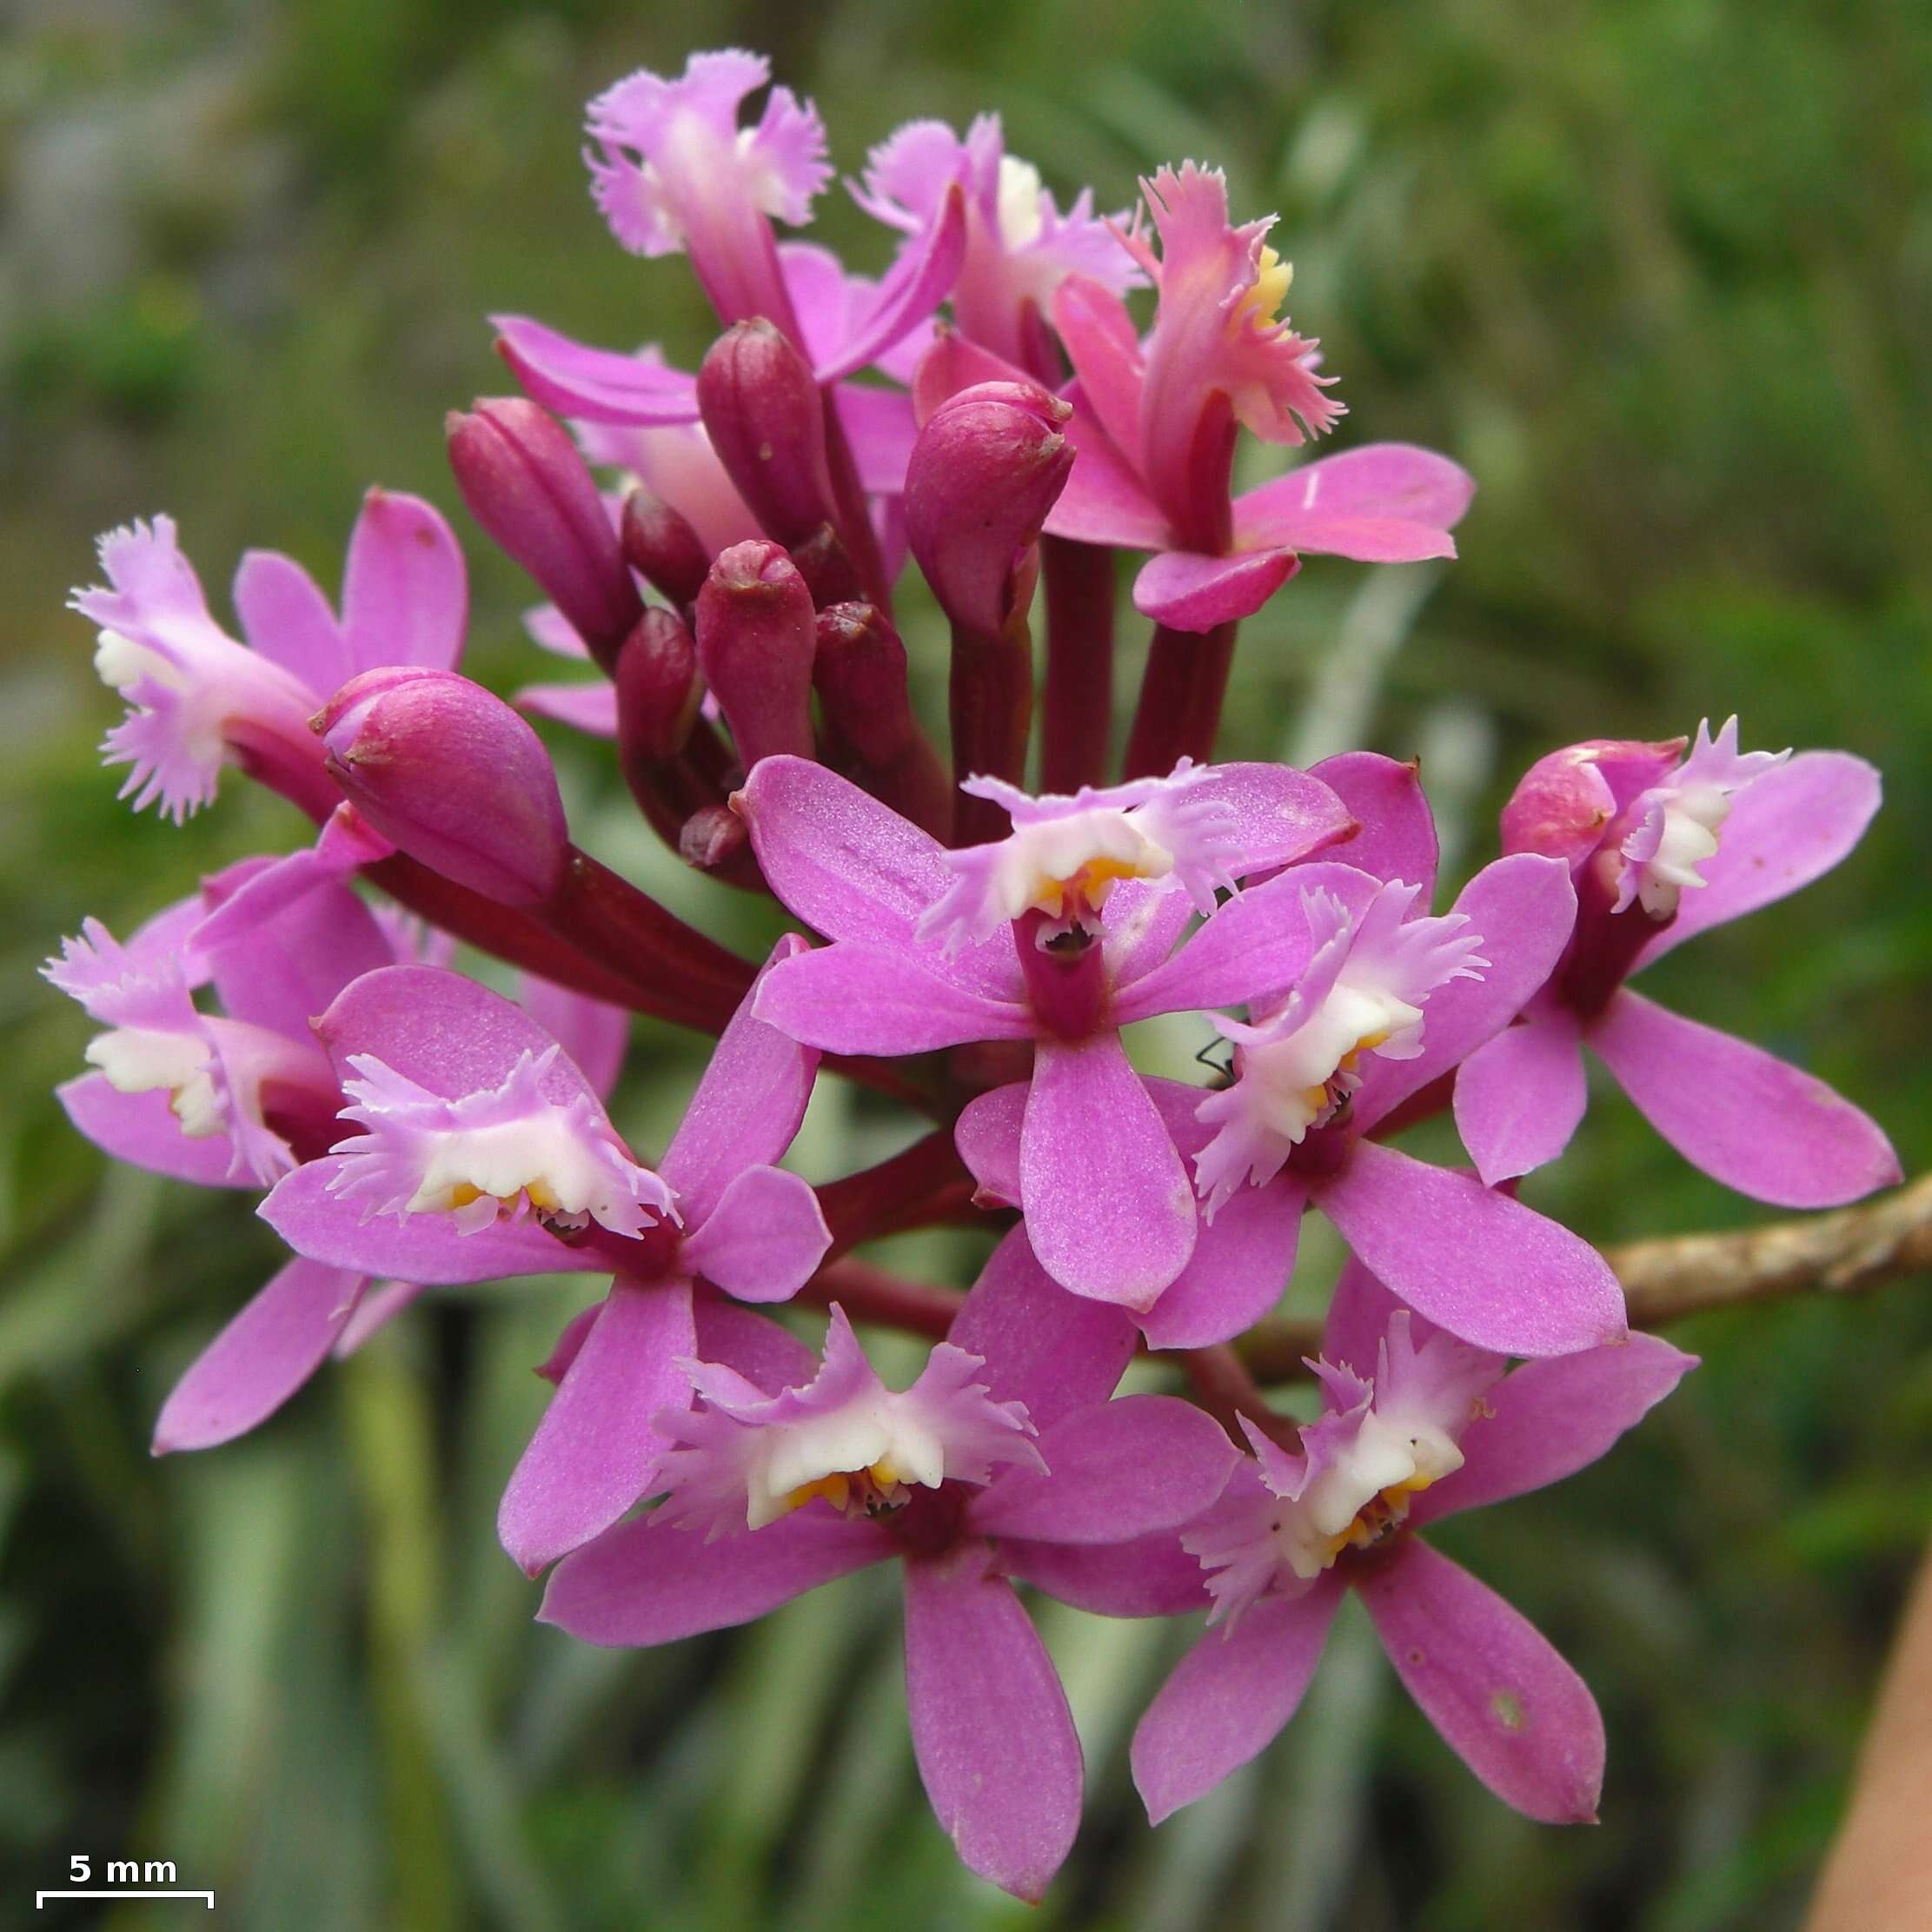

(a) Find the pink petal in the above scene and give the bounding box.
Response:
[232,548,348,697]
[1021,1032,1197,1311]
[1353,853,1577,1135]
[315,964,603,1105]
[1189,760,1359,874]
[340,489,468,676]
[492,314,701,426]
[678,1165,829,1303]
[153,1258,364,1452]
[1132,547,1299,633]
[999,1532,1214,1618]
[754,942,1032,1054]
[832,382,920,497]
[1412,1334,1696,1528]
[1234,442,1474,558]
[954,1080,1027,1206]
[517,975,631,1101]
[947,1225,1138,1431]
[1587,989,1900,1208]
[515,681,619,737]
[1045,396,1173,549]
[1318,1141,1626,1357]
[57,1075,252,1189]
[1131,1580,1344,1822]
[690,1298,820,1395]
[902,1541,1083,1902]
[661,934,819,1222]
[1099,877,1199,988]
[734,756,1022,1002]
[540,1507,889,1644]
[1111,866,1341,1024]
[813,184,967,384]
[1318,1252,1407,1374]
[969,1394,1238,1544]
[498,1277,695,1576]
[200,861,394,1043]
[1632,751,1882,971]
[1052,277,1146,469]
[1140,1169,1305,1351]
[1453,1010,1587,1187]
[1307,750,1437,902]
[910,329,1037,424]
[1358,1538,1603,1823]
[331,1278,424,1357]
[259,1159,601,1284]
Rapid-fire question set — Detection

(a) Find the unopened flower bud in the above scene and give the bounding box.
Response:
[621,488,712,613]
[906,381,1072,639]
[315,667,568,905]
[615,607,704,763]
[447,400,641,667]
[696,321,840,552]
[1501,738,1687,870]
[813,601,949,837]
[695,541,818,771]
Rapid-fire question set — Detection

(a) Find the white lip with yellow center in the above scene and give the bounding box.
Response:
[86,1026,224,1138]
[406,1112,640,1231]
[745,1392,950,1530]
[993,807,1177,930]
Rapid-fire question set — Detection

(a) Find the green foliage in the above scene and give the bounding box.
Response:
[1,2,1927,1924]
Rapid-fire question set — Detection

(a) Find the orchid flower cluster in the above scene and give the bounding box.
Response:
[50,48,1899,1902]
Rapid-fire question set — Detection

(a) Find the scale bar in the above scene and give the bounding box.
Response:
[37,1892,214,1907]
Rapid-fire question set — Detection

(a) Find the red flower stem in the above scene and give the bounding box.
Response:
[1123,621,1238,778]
[799,1258,965,1338]
[818,1131,977,1256]
[1039,537,1115,793]
[948,614,1035,845]
[1179,1342,1291,1447]
[820,393,893,616]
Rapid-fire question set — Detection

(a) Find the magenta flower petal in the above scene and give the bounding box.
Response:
[1044,397,1174,548]
[499,1277,695,1576]
[813,184,967,385]
[754,941,1032,1054]
[954,1079,1027,1206]
[540,1507,889,1644]
[1131,1580,1344,1823]
[1358,1538,1603,1823]
[259,1160,601,1283]
[832,382,920,496]
[493,315,701,426]
[517,975,631,1102]
[515,681,619,737]
[1587,989,1900,1207]
[679,1165,829,1303]
[1112,866,1341,1023]
[1630,750,1882,972]
[1233,442,1473,558]
[231,548,352,695]
[902,1541,1083,1902]
[152,1258,364,1452]
[661,936,819,1224]
[1411,1333,1696,1528]
[690,1298,820,1396]
[1000,1532,1215,1618]
[1318,1252,1407,1374]
[1188,760,1358,873]
[1453,1009,1587,1187]
[56,1075,252,1188]
[1021,1032,1197,1310]
[1318,1141,1626,1356]
[332,1278,425,1358]
[1132,546,1298,633]
[339,489,468,676]
[1052,279,1148,467]
[734,756,1021,1000]
[1140,1168,1305,1351]
[970,1395,1238,1544]
[1307,750,1439,901]
[947,1226,1138,1431]
[1352,853,1577,1135]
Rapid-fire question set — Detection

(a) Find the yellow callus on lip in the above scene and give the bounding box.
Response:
[1232,244,1294,334]
[781,1459,910,1521]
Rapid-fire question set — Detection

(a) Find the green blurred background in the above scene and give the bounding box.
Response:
[3,2,1929,1926]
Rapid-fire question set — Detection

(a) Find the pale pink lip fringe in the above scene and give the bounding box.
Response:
[48,45,1897,1902]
